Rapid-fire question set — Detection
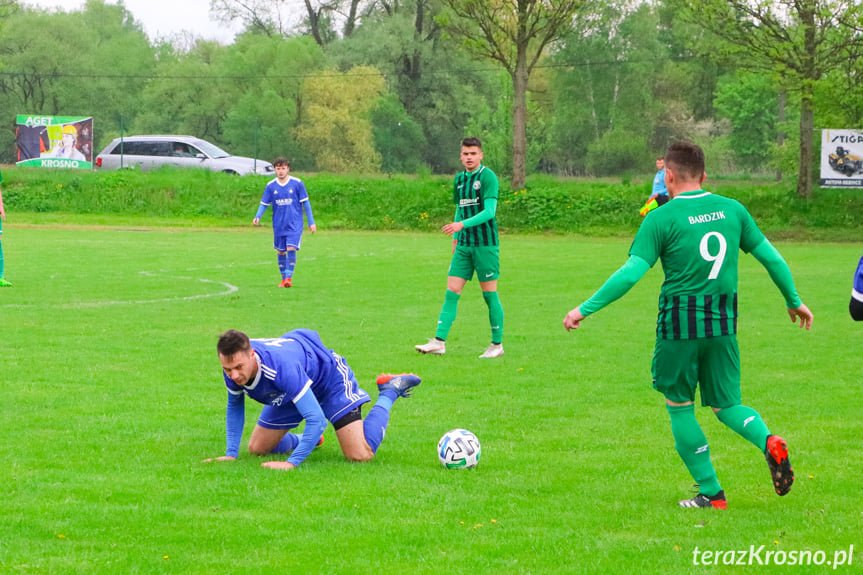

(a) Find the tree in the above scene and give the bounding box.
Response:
[713,71,779,173]
[328,0,495,173]
[210,0,364,46]
[439,0,585,188]
[0,1,154,158]
[549,2,669,175]
[134,42,235,142]
[673,0,863,197]
[218,34,324,166]
[294,66,385,172]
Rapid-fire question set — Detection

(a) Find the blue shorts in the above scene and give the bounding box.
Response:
[274,231,302,252]
[257,355,370,430]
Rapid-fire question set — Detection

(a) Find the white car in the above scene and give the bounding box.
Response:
[95,135,274,175]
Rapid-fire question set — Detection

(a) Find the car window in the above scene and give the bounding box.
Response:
[193,140,230,158]
[109,141,164,156]
[171,142,198,157]
[152,142,175,157]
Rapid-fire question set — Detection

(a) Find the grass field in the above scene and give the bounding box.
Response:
[1,224,860,574]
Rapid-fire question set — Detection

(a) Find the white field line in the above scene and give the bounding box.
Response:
[1,271,238,309]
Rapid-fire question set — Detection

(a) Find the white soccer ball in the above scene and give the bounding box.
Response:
[437,429,481,469]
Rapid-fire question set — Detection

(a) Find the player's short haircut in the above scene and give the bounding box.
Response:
[217,330,252,357]
[461,137,482,149]
[657,156,665,161]
[273,157,290,168]
[664,141,705,181]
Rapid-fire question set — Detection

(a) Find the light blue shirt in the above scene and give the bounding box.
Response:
[652,169,668,197]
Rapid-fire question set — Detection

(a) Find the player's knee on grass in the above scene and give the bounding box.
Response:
[344,445,374,462]
[247,427,284,456]
[334,419,374,462]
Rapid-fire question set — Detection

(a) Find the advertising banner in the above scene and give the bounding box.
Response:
[15,115,94,170]
[820,129,863,188]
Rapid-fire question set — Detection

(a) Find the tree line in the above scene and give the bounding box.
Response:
[1,0,862,196]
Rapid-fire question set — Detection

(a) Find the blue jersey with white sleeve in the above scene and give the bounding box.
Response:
[222,329,369,465]
[257,176,313,236]
[225,329,339,404]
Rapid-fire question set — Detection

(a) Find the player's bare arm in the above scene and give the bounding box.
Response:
[787,303,813,330]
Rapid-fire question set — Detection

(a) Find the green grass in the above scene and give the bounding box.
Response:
[0,223,860,574]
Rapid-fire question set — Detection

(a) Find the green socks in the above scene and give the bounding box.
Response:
[434,290,504,344]
[435,290,461,340]
[716,404,770,451]
[0,239,4,278]
[667,403,722,497]
[482,291,504,344]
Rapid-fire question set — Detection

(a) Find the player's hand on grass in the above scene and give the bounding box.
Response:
[309,224,317,234]
[563,307,586,331]
[442,221,464,236]
[203,455,237,463]
[252,218,261,226]
[787,303,814,330]
[262,461,297,471]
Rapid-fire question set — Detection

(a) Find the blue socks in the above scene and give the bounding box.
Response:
[271,432,301,454]
[363,389,399,453]
[277,252,287,279]
[286,250,297,279]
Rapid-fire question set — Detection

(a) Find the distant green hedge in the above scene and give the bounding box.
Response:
[2,166,862,240]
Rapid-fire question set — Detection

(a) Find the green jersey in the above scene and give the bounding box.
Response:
[629,190,766,340]
[453,165,499,247]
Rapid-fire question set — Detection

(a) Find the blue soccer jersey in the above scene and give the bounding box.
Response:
[258,176,313,236]
[222,329,369,462]
[224,329,366,411]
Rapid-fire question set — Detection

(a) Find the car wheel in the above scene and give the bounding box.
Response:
[221,170,239,175]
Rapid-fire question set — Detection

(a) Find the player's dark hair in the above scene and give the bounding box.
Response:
[664,141,705,181]
[461,137,482,149]
[217,330,251,357]
[273,157,290,168]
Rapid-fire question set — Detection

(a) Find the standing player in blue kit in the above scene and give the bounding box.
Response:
[253,158,316,287]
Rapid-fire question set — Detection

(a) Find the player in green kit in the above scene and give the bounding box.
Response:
[415,137,504,358]
[563,141,813,509]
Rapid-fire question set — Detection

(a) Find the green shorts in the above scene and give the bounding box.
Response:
[447,245,500,282]
[651,335,741,408]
